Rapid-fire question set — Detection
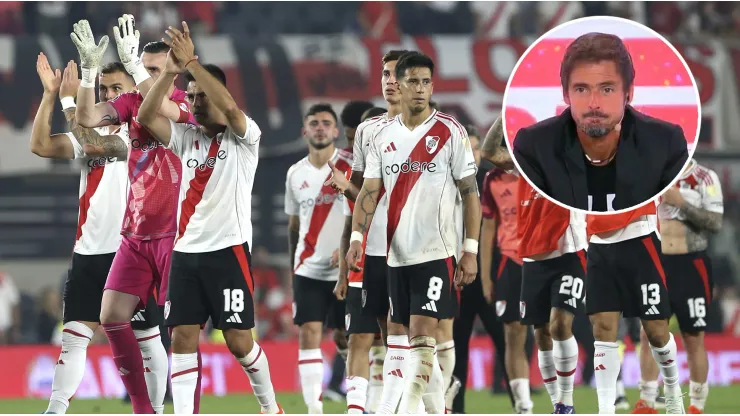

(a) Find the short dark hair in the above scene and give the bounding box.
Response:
[100,62,133,82]
[142,41,170,54]
[464,124,480,138]
[560,32,635,93]
[382,49,410,65]
[361,107,387,122]
[394,51,435,80]
[185,64,227,86]
[429,101,440,111]
[305,103,337,123]
[340,101,374,129]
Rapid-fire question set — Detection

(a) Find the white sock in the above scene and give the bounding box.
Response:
[377,335,409,414]
[537,349,558,407]
[346,376,368,414]
[639,379,659,408]
[46,322,94,414]
[650,333,681,396]
[510,378,533,412]
[553,337,578,406]
[594,341,620,414]
[171,353,199,414]
[367,345,385,413]
[134,327,167,414]
[422,351,445,414]
[237,342,279,413]
[398,336,435,414]
[690,380,708,410]
[436,340,455,387]
[298,349,324,413]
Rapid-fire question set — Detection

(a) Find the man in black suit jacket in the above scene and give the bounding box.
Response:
[512,32,690,212]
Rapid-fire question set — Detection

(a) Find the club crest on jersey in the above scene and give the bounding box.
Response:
[495,300,506,317]
[164,301,171,319]
[425,136,440,154]
[362,290,367,307]
[345,314,351,331]
[520,301,526,318]
[179,102,189,113]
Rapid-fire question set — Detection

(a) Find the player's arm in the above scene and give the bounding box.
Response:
[480,216,497,299]
[679,170,723,234]
[30,89,75,159]
[457,174,482,245]
[288,215,300,271]
[137,71,175,147]
[480,116,515,171]
[352,178,382,236]
[335,213,352,300]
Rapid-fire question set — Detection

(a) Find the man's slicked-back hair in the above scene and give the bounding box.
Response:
[361,107,388,122]
[560,32,635,93]
[100,62,134,82]
[305,103,337,123]
[382,49,410,66]
[394,51,435,80]
[185,64,227,86]
[340,101,374,128]
[142,41,170,54]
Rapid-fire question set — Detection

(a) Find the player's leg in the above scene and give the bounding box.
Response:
[164,250,208,414]
[635,234,683,414]
[497,259,531,413]
[132,295,168,414]
[633,327,660,414]
[435,317,456,411]
[367,335,386,413]
[585,243,625,415]
[100,238,156,414]
[345,286,380,414]
[450,282,478,414]
[293,274,331,414]
[212,242,281,414]
[357,255,387,413]
[45,254,107,414]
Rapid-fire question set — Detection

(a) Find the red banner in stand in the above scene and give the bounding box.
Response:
[1,335,740,399]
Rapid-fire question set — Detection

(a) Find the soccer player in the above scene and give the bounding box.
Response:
[31,54,163,415]
[71,17,194,413]
[346,51,480,414]
[632,159,723,414]
[340,100,374,151]
[285,102,351,414]
[135,22,282,414]
[586,205,684,414]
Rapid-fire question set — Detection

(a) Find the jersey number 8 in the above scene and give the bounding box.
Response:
[427,276,444,301]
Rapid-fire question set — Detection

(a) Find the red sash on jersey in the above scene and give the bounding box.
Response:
[586,204,656,238]
[294,157,351,272]
[516,177,571,258]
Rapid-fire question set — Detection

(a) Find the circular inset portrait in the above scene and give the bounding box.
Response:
[503,16,700,214]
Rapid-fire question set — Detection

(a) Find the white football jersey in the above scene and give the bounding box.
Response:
[285,149,352,281]
[351,114,391,257]
[365,110,477,267]
[658,159,724,220]
[66,125,129,255]
[168,113,260,253]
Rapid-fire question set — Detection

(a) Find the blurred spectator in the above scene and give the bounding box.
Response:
[0,1,22,34]
[35,287,61,344]
[358,1,400,41]
[0,272,20,344]
[178,2,216,35]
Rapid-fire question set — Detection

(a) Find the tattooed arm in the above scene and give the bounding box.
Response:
[63,108,128,160]
[456,174,482,243]
[351,178,382,235]
[75,85,120,128]
[30,91,75,159]
[480,116,515,171]
[678,202,722,233]
[288,215,300,271]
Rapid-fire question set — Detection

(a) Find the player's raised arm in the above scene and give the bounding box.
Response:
[481,116,515,171]
[30,53,75,159]
[69,19,121,128]
[164,22,248,136]
[137,52,182,147]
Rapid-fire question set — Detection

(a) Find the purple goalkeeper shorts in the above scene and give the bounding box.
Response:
[105,235,174,309]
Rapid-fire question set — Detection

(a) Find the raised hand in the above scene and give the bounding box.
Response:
[163,21,196,66]
[60,61,81,99]
[165,49,186,75]
[70,20,109,70]
[36,53,61,94]
[113,14,140,67]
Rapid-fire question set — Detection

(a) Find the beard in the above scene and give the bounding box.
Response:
[578,111,619,139]
[309,138,333,150]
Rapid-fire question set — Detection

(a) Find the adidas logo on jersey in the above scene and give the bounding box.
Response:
[384,142,397,153]
[299,181,310,190]
[694,318,707,327]
[225,314,243,323]
[500,189,513,198]
[564,298,577,308]
[421,300,437,312]
[131,311,146,322]
[644,305,660,315]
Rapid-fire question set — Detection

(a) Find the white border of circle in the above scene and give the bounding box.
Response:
[501,15,702,216]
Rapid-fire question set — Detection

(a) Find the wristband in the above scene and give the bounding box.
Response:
[124,59,151,86]
[80,67,97,89]
[463,238,479,255]
[60,96,76,110]
[350,231,364,244]
[184,57,198,69]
